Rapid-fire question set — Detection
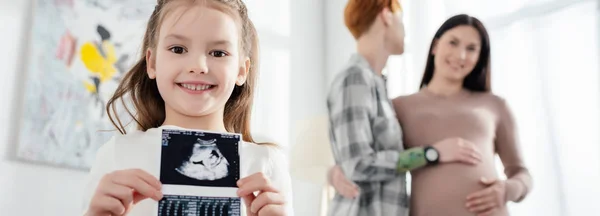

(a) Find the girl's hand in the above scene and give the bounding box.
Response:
[237,172,287,216]
[433,137,482,165]
[85,169,163,216]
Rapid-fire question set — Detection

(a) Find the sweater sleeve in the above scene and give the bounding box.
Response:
[494,98,533,203]
[266,146,295,216]
[81,136,117,214]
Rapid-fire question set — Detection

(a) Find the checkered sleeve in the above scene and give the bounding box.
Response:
[328,68,400,182]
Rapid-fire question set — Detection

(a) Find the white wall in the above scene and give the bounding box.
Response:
[288,0,328,216]
[324,0,355,85]
[0,0,88,215]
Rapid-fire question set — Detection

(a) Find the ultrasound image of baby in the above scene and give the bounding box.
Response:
[160,130,240,188]
[176,138,230,181]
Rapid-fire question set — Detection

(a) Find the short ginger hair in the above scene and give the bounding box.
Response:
[344,0,402,39]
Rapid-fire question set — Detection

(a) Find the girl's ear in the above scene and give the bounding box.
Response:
[237,57,250,86]
[146,49,156,79]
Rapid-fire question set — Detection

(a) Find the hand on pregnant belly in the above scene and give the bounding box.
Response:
[433,137,482,165]
[465,177,507,216]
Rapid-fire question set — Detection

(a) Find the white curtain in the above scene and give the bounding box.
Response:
[387,0,600,215]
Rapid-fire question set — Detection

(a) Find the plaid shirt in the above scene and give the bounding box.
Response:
[327,54,409,216]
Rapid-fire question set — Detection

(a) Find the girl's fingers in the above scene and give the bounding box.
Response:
[257,204,286,216]
[243,193,258,216]
[129,169,162,190]
[111,173,162,201]
[103,184,134,208]
[250,192,286,213]
[238,172,269,186]
[97,195,126,216]
[237,173,278,197]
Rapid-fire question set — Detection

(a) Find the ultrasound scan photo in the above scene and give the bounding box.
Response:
[160,129,240,187]
[158,129,242,216]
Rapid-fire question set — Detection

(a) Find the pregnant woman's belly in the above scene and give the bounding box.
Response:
[409,162,509,216]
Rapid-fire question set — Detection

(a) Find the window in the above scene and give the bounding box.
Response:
[245,0,291,147]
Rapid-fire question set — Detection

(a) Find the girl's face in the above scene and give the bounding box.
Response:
[431,25,481,82]
[147,4,248,123]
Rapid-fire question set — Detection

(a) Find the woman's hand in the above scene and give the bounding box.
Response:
[328,165,359,198]
[237,172,287,216]
[466,177,508,216]
[433,137,482,165]
[85,169,163,216]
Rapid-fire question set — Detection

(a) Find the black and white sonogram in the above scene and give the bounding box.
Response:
[161,129,240,188]
[158,195,241,216]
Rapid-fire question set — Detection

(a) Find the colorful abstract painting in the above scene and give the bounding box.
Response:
[17,0,155,170]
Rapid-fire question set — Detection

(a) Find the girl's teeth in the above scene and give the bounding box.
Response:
[182,84,211,91]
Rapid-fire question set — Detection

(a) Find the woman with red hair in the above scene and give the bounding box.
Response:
[326,1,483,216]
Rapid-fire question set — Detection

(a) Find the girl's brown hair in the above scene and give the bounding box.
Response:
[344,0,402,39]
[106,0,261,143]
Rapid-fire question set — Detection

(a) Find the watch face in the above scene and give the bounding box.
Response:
[426,148,438,161]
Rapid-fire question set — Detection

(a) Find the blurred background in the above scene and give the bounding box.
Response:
[0,0,598,215]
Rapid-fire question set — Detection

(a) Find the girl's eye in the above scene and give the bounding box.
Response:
[169,46,186,54]
[210,50,228,57]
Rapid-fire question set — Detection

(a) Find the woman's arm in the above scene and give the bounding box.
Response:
[495,98,533,202]
[328,147,429,199]
[327,69,429,183]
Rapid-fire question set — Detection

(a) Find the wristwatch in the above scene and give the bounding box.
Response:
[424,146,439,165]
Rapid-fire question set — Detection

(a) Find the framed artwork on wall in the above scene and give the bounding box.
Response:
[15,0,154,170]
